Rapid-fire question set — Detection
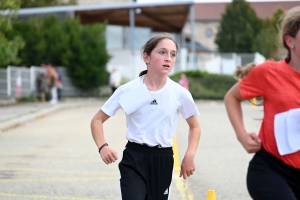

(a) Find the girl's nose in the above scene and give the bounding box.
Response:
[165,54,171,62]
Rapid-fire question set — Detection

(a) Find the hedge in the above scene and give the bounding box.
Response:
[170,71,237,99]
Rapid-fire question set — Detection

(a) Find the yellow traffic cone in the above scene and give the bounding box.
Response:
[206,190,216,200]
[251,98,257,108]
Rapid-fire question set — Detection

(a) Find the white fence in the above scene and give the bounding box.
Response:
[0,66,47,99]
[0,51,265,99]
[0,66,88,99]
[106,49,266,79]
[198,52,266,75]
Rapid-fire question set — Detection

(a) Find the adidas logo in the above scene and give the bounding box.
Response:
[163,188,168,195]
[150,99,158,105]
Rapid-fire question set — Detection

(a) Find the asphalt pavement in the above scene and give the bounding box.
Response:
[0,98,261,200]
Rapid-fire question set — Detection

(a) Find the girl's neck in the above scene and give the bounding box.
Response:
[289,58,300,73]
[143,74,167,91]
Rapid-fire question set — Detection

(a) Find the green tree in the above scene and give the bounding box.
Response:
[20,0,77,8]
[215,0,262,53]
[253,8,284,59]
[12,15,110,91]
[10,15,71,66]
[0,0,24,68]
[61,18,110,91]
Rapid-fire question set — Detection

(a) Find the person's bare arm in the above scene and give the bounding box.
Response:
[224,83,261,153]
[91,110,118,164]
[180,115,201,179]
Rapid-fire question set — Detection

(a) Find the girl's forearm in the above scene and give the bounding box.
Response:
[224,92,247,140]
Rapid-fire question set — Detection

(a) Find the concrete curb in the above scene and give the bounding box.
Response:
[0,104,66,132]
[0,101,95,132]
[0,97,107,133]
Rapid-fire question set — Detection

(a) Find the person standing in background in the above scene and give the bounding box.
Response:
[179,73,189,90]
[224,6,300,200]
[48,67,58,104]
[43,63,58,104]
[55,67,63,101]
[15,70,22,98]
[109,68,121,94]
[36,71,47,102]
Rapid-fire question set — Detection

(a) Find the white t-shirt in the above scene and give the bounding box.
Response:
[101,75,200,147]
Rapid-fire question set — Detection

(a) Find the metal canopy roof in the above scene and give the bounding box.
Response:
[15,1,193,33]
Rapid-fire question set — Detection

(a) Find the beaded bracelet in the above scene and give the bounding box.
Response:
[98,143,108,153]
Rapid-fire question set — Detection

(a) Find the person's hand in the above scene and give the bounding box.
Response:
[99,146,118,165]
[238,132,261,153]
[179,153,195,179]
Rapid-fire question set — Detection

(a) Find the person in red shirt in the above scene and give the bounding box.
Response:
[224,6,300,200]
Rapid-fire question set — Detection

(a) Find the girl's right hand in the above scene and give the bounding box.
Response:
[238,132,261,153]
[99,146,118,165]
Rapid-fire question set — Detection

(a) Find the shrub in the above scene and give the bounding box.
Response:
[170,71,237,99]
[11,15,110,91]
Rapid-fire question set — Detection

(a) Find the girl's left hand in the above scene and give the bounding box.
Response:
[180,153,195,179]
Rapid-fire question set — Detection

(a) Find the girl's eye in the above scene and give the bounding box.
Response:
[171,53,176,57]
[159,51,165,55]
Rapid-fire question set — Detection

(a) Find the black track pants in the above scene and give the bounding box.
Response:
[119,141,174,200]
[247,147,300,200]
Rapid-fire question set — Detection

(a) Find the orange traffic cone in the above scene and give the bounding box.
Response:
[206,190,216,200]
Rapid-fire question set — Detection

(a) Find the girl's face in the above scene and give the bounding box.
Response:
[144,39,177,76]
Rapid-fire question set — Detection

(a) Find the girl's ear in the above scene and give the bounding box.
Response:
[284,35,294,49]
[143,52,149,64]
